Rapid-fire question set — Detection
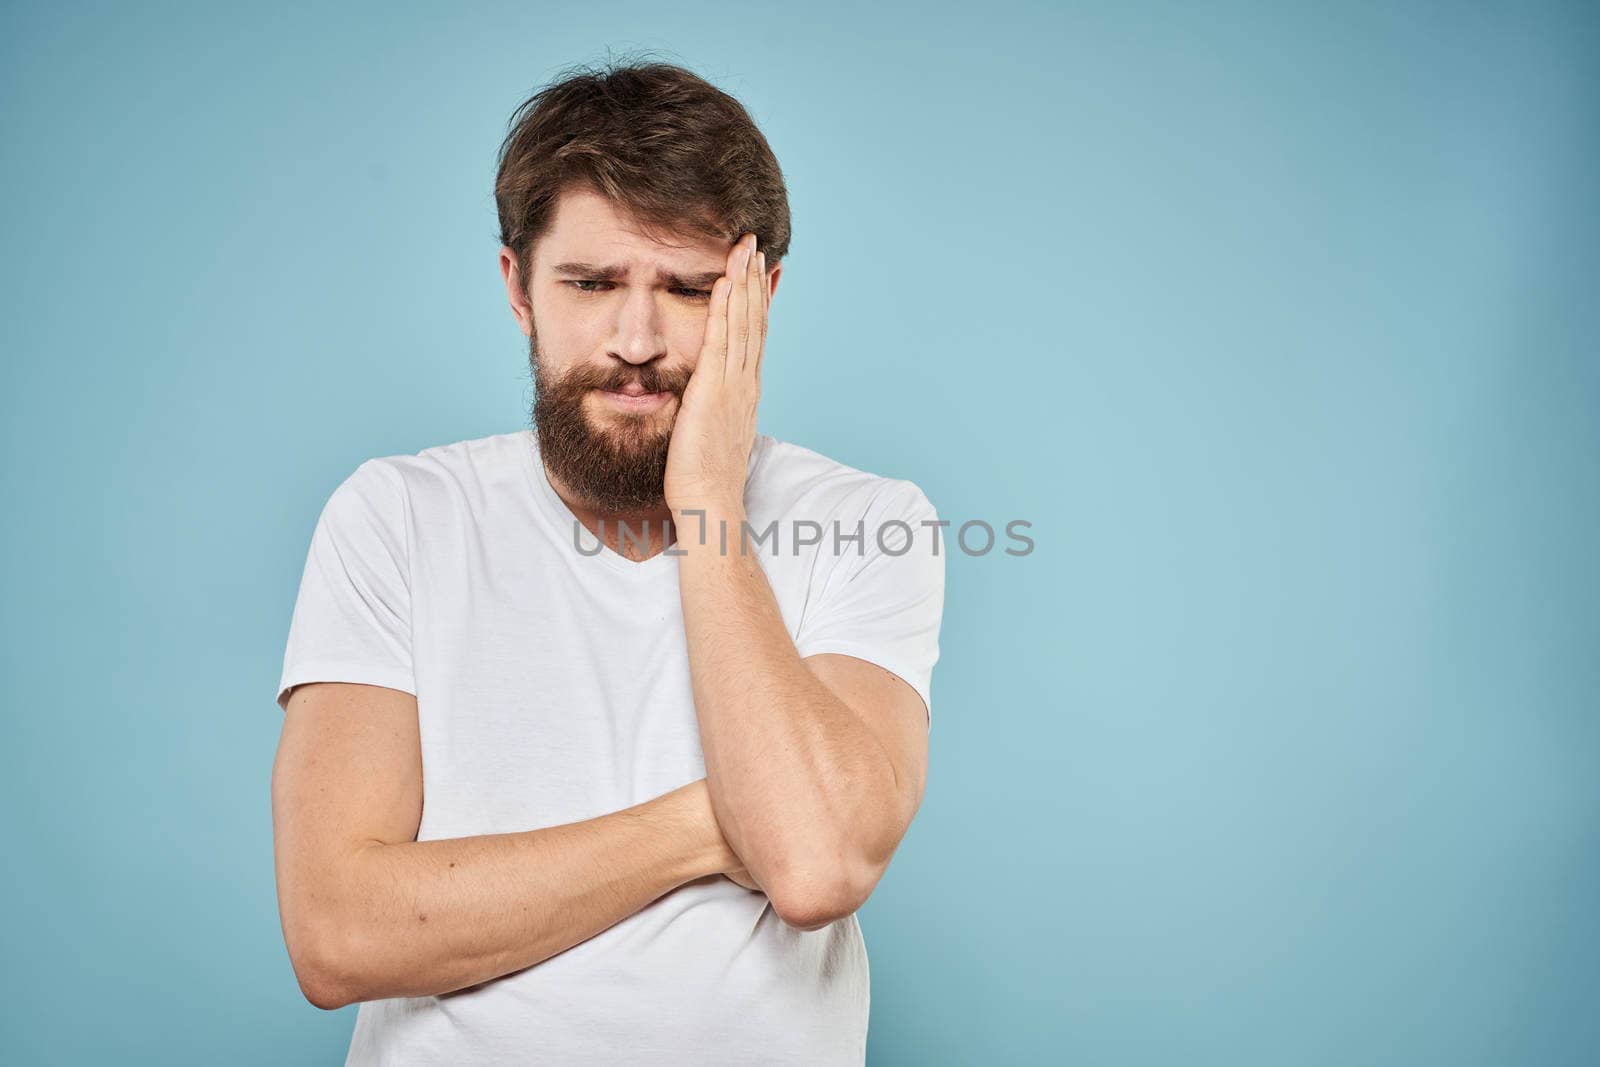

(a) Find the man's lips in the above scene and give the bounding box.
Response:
[597,387,673,411]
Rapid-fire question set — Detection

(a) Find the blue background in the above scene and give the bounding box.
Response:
[3,2,1596,1063]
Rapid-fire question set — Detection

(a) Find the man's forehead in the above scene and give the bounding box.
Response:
[540,217,729,287]
[543,186,727,269]
[541,226,727,275]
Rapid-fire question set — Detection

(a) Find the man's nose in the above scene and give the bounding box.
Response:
[608,287,668,366]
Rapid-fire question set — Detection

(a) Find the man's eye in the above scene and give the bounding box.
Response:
[566,281,710,301]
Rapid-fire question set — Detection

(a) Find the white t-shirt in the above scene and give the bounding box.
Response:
[276,428,945,1065]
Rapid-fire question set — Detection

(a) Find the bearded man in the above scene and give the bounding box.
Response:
[271,58,945,1066]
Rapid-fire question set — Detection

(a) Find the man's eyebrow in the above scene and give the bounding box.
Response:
[550,261,726,289]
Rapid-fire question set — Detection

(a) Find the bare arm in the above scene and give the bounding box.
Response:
[661,235,929,931]
[676,515,925,931]
[271,681,742,1010]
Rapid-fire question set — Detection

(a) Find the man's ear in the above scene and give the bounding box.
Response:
[766,263,782,308]
[499,245,534,337]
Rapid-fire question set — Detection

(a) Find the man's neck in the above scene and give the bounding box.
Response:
[542,462,676,561]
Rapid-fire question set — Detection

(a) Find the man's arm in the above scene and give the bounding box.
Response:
[676,517,928,932]
[660,235,934,930]
[271,681,741,1010]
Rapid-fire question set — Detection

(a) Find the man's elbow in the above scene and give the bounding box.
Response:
[765,806,914,928]
[767,858,878,932]
[769,882,858,931]
[285,915,365,1011]
[298,966,357,1012]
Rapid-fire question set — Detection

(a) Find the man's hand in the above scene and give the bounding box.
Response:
[664,231,769,518]
[677,776,764,892]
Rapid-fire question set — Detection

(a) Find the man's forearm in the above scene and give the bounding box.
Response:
[675,504,902,928]
[297,779,736,1009]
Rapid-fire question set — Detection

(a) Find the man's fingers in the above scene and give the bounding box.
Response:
[745,246,764,378]
[750,251,767,382]
[727,238,752,380]
[702,276,731,378]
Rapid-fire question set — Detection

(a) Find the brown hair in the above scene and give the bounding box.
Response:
[494,56,792,293]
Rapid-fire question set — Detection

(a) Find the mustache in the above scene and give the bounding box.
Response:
[547,361,692,397]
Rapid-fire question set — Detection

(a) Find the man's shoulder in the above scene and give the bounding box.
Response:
[751,434,937,523]
[352,429,530,497]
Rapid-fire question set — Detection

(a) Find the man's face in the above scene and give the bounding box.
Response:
[512,186,739,513]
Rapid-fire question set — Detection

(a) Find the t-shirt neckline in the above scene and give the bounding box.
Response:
[516,429,770,578]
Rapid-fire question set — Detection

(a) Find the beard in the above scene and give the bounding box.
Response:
[528,325,691,513]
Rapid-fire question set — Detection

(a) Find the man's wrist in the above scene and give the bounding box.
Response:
[670,502,750,556]
[652,780,738,881]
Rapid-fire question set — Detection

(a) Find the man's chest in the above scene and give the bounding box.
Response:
[404,534,815,836]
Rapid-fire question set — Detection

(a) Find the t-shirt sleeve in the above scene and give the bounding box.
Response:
[276,459,416,712]
[793,479,947,728]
